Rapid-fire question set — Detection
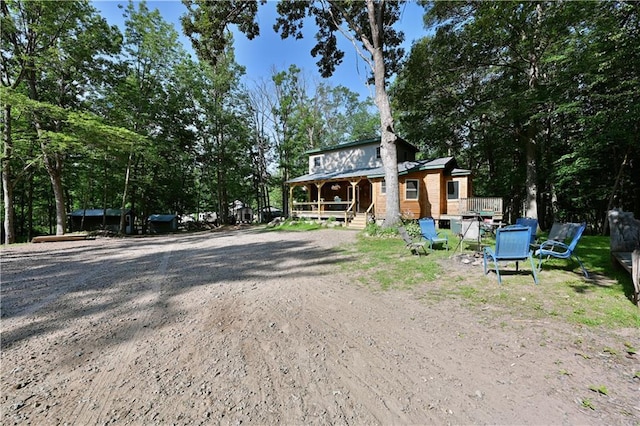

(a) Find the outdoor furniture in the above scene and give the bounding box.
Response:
[608,209,640,307]
[398,226,428,256]
[451,216,484,254]
[535,222,589,278]
[418,218,448,251]
[514,217,538,245]
[483,226,538,284]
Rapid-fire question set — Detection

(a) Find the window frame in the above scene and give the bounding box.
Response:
[447,181,459,200]
[405,179,419,200]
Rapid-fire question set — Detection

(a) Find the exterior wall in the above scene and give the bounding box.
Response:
[398,172,423,219]
[445,176,470,216]
[309,143,381,174]
[373,172,471,221]
[372,179,386,220]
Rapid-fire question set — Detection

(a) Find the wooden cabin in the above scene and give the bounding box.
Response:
[287,137,502,228]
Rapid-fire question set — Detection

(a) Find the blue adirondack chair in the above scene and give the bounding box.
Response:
[535,222,589,278]
[418,218,448,251]
[483,226,538,284]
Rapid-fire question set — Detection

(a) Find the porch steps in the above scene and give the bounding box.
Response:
[348,215,368,230]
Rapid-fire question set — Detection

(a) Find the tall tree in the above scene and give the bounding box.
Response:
[2,0,121,238]
[180,0,407,227]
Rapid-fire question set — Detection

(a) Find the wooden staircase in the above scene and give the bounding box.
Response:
[348,214,368,230]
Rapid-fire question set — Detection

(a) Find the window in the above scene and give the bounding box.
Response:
[376,147,381,159]
[380,180,386,194]
[447,181,459,200]
[313,156,322,168]
[405,179,419,200]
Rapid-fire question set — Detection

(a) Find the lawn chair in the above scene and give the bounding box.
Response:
[514,217,538,245]
[418,218,448,251]
[398,226,428,256]
[483,226,538,284]
[535,222,589,278]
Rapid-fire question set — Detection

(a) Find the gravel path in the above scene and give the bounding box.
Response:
[1,228,638,425]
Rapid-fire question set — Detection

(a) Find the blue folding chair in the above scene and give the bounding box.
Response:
[483,226,538,284]
[510,217,538,245]
[535,222,589,278]
[418,218,448,251]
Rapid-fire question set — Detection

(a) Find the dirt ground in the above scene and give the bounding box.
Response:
[1,227,638,425]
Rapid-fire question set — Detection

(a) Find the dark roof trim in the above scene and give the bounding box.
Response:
[305,136,418,155]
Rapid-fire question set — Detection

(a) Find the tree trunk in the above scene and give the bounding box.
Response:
[42,152,66,235]
[120,149,134,234]
[2,104,15,244]
[524,135,537,219]
[367,0,400,227]
[603,149,630,235]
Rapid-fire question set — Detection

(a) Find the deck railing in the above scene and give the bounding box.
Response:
[459,197,503,214]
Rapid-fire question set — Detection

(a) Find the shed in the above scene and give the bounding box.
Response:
[231,200,253,224]
[69,209,134,234]
[148,214,178,234]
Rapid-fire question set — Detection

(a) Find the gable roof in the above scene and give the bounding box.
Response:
[305,136,418,156]
[287,157,471,184]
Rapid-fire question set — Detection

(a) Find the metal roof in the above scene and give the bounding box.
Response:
[148,214,177,222]
[287,157,471,184]
[69,209,132,217]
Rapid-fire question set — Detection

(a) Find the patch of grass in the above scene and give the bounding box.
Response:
[588,385,609,395]
[341,231,441,291]
[624,342,637,355]
[339,230,640,328]
[263,219,325,232]
[581,398,596,410]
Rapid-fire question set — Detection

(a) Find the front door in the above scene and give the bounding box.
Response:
[358,181,372,213]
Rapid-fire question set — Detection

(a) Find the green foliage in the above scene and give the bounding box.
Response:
[394,1,639,228]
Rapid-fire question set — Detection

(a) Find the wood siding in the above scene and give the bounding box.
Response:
[372,173,471,221]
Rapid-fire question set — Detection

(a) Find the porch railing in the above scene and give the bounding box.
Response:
[291,201,353,221]
[459,197,503,214]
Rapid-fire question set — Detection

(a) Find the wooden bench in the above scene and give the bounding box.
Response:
[608,209,640,307]
[31,234,92,243]
[612,250,640,307]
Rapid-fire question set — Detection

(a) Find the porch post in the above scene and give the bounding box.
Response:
[316,182,325,214]
[350,181,358,213]
[289,185,294,218]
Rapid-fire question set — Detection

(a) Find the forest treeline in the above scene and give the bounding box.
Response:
[1,1,638,243]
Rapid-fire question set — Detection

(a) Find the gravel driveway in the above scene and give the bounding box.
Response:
[1,227,638,425]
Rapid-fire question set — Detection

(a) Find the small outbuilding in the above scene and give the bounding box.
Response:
[148,214,178,234]
[69,209,134,234]
[231,200,253,224]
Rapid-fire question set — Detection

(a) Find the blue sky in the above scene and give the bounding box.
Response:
[93,1,429,100]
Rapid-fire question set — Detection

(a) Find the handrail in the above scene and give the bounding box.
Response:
[345,199,356,223]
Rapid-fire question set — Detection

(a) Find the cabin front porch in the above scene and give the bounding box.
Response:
[289,179,373,228]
